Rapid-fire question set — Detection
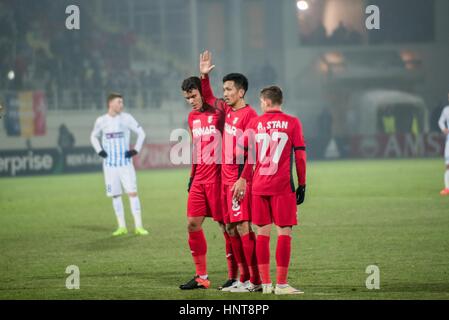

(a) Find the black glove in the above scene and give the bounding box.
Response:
[296,185,306,205]
[98,150,108,158]
[125,149,138,158]
[187,177,193,192]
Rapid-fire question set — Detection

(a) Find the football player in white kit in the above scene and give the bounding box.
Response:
[90,93,149,235]
[438,92,449,196]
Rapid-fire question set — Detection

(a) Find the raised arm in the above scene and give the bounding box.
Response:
[199,50,219,107]
[200,74,218,107]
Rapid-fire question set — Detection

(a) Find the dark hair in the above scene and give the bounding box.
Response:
[260,86,283,105]
[223,73,248,96]
[107,92,123,106]
[181,76,202,94]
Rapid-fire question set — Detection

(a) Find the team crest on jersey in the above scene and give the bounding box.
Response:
[232,199,241,211]
[233,117,239,125]
[208,116,213,124]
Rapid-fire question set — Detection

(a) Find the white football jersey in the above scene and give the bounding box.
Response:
[90,112,146,167]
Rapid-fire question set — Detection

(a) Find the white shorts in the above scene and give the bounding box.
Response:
[445,136,449,165]
[103,164,137,197]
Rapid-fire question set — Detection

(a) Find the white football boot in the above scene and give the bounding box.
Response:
[229,280,262,293]
[221,280,242,292]
[262,283,274,294]
[274,284,304,295]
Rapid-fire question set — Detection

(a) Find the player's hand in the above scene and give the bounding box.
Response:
[187,177,193,192]
[199,50,215,75]
[443,129,449,135]
[98,150,108,158]
[296,185,306,205]
[231,177,247,202]
[125,149,138,158]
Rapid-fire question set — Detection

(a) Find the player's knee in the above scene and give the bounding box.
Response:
[257,224,271,236]
[218,222,226,233]
[236,222,249,235]
[225,224,237,236]
[187,220,201,232]
[128,192,138,197]
[277,226,292,236]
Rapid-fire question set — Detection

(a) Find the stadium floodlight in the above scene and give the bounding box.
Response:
[7,70,15,80]
[296,0,309,11]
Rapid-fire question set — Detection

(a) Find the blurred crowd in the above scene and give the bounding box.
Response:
[301,21,363,46]
[0,0,182,109]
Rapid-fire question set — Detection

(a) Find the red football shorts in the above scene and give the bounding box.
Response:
[221,183,252,224]
[187,182,223,222]
[251,192,297,227]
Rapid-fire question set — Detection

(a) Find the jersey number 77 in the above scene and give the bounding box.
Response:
[256,132,288,164]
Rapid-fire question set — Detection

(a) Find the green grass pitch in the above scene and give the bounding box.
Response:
[1,159,448,300]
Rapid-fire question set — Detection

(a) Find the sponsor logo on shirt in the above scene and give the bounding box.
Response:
[224,118,241,136]
[105,132,124,139]
[225,123,238,136]
[192,125,217,137]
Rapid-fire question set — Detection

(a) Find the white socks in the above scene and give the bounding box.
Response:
[112,195,144,229]
[445,170,449,189]
[112,196,126,228]
[129,196,143,229]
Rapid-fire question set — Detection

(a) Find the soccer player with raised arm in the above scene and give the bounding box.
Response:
[438,92,449,196]
[200,51,261,292]
[90,93,149,236]
[179,77,226,290]
[241,86,307,295]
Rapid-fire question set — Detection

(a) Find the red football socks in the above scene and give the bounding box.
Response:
[256,235,271,284]
[230,235,250,282]
[188,229,207,276]
[276,235,292,285]
[241,232,261,285]
[223,232,238,280]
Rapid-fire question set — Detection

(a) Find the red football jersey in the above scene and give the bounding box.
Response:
[188,104,224,184]
[246,110,306,196]
[201,75,258,185]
